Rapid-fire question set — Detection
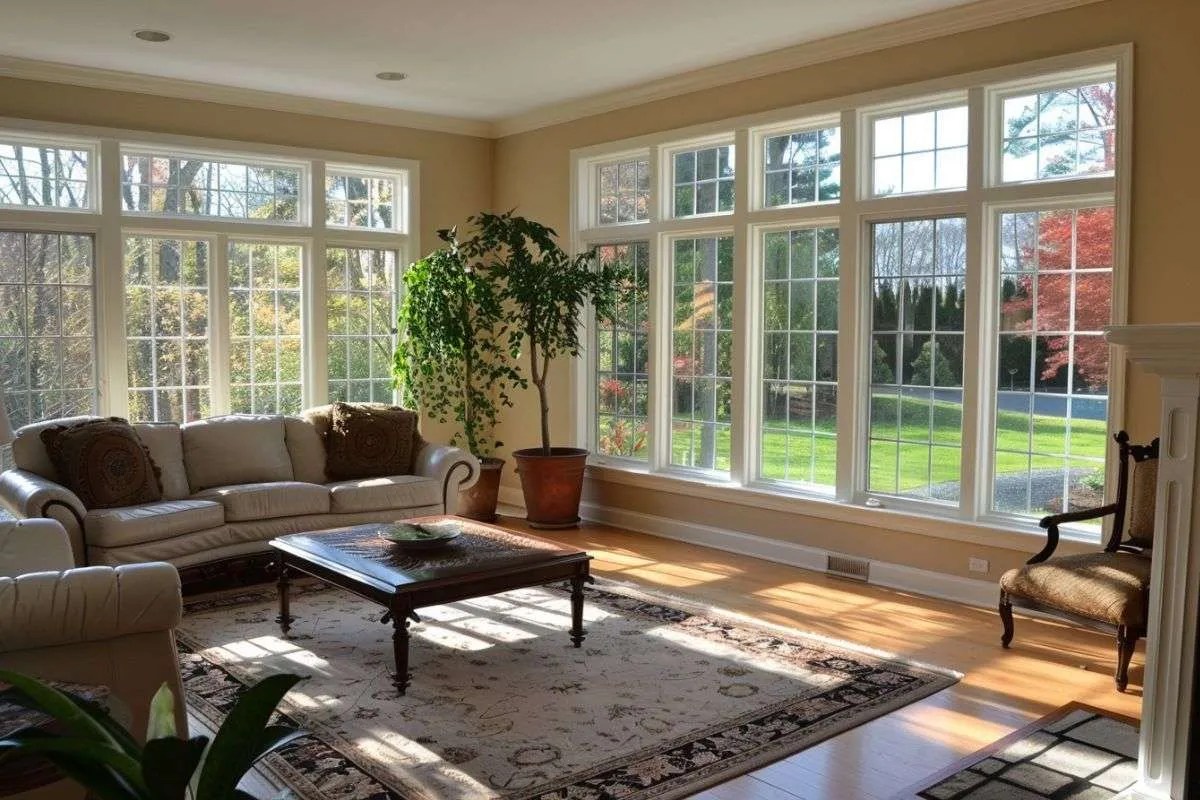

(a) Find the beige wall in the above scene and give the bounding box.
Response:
[492,0,1200,578]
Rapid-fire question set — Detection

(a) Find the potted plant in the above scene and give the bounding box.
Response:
[0,669,305,800]
[395,228,523,522]
[457,211,625,529]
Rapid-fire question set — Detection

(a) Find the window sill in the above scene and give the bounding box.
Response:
[583,461,1101,556]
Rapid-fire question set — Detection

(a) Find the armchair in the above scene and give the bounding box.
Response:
[999,431,1158,691]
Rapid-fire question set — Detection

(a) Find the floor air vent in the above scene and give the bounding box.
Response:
[825,553,870,582]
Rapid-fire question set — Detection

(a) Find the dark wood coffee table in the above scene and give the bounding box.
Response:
[269,516,592,695]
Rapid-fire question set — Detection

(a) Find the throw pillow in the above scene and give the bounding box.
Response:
[40,418,163,509]
[324,402,419,481]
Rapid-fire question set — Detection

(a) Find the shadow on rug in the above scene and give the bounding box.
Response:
[896,702,1139,800]
[179,579,959,800]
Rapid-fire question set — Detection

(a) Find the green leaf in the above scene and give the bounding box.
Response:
[0,670,131,753]
[0,734,147,795]
[146,683,178,742]
[142,736,207,800]
[195,674,303,800]
[0,744,142,800]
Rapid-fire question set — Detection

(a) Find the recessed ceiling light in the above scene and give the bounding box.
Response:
[133,29,171,43]
[375,71,408,81]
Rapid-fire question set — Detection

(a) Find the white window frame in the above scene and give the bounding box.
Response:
[663,134,738,222]
[862,91,970,200]
[751,114,842,213]
[570,44,1132,552]
[323,163,409,233]
[0,131,100,214]
[0,118,418,424]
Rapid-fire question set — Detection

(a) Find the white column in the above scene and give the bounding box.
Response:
[1106,323,1200,800]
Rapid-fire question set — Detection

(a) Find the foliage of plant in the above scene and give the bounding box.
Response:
[0,669,305,800]
[455,211,627,455]
[394,228,523,457]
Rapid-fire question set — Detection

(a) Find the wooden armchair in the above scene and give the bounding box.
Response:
[999,431,1159,691]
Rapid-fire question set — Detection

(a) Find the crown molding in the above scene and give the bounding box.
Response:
[491,0,1105,138]
[0,55,494,139]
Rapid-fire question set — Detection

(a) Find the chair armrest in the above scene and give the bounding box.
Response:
[0,563,181,653]
[413,445,480,513]
[0,518,75,577]
[0,469,87,565]
[1027,502,1120,564]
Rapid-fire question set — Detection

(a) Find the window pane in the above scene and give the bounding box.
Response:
[872,106,968,196]
[762,126,841,207]
[124,237,211,422]
[0,140,92,210]
[326,170,400,230]
[868,217,966,501]
[326,246,398,404]
[595,242,650,460]
[671,236,733,473]
[673,145,734,218]
[596,159,649,225]
[121,151,301,222]
[760,226,838,490]
[228,241,303,414]
[0,232,96,467]
[1001,81,1116,183]
[994,206,1113,526]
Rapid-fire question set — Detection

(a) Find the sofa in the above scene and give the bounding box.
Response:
[0,407,479,569]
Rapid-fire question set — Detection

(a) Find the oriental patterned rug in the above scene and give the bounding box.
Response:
[178,579,959,800]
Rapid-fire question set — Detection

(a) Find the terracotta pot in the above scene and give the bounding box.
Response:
[457,456,505,522]
[512,447,588,529]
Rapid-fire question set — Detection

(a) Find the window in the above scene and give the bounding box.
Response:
[0,139,91,210]
[0,232,95,435]
[121,151,302,222]
[1000,80,1115,183]
[869,217,966,501]
[124,237,211,422]
[598,159,649,225]
[673,145,734,217]
[760,227,839,489]
[764,126,840,207]
[228,242,303,414]
[994,205,1113,524]
[595,242,650,460]
[326,246,399,403]
[872,105,968,196]
[671,236,734,473]
[325,170,398,230]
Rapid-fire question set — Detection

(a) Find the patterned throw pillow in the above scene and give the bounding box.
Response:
[324,402,419,481]
[40,418,163,509]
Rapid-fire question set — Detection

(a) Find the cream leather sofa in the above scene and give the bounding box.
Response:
[0,517,187,745]
[0,410,479,568]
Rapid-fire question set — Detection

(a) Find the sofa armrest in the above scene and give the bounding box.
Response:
[0,518,75,577]
[413,445,480,514]
[0,563,181,653]
[0,469,87,565]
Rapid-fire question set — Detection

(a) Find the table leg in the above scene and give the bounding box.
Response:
[275,556,293,638]
[570,570,589,648]
[392,602,412,695]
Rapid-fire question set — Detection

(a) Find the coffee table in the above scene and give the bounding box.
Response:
[269,516,592,695]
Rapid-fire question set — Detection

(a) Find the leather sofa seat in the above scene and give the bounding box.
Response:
[193,481,330,521]
[85,499,225,548]
[326,475,442,513]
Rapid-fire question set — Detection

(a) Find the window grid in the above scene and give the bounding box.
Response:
[761,227,839,489]
[0,143,90,210]
[764,127,841,207]
[595,242,650,460]
[671,236,734,473]
[228,241,303,414]
[325,171,397,230]
[326,246,399,403]
[124,237,211,423]
[121,152,301,222]
[673,145,735,218]
[1001,81,1116,183]
[872,105,969,196]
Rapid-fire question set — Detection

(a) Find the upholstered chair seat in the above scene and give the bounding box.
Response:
[1000,551,1151,627]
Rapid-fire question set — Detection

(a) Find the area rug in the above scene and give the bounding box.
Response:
[178,579,959,800]
[898,702,1139,800]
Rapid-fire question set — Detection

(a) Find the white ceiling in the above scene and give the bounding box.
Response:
[1,0,984,123]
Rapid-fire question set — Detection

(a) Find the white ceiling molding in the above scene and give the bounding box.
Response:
[0,55,494,139]
[491,0,1105,137]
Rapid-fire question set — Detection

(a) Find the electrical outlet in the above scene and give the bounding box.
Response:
[969,557,990,574]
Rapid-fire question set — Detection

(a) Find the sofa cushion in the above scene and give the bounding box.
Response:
[324,403,418,481]
[11,415,99,481]
[41,418,163,509]
[182,415,294,492]
[133,422,189,500]
[326,475,442,514]
[84,499,225,548]
[1000,551,1152,627]
[284,417,327,485]
[193,481,330,522]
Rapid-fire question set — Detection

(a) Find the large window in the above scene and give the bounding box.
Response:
[121,152,302,222]
[326,246,399,403]
[325,170,398,230]
[0,140,92,210]
[597,159,650,225]
[228,242,303,415]
[577,50,1125,537]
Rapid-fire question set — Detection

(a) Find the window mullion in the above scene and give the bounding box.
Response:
[306,161,328,410]
[209,233,231,416]
[730,128,751,486]
[836,109,862,503]
[97,138,126,418]
[960,86,989,520]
